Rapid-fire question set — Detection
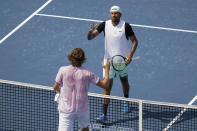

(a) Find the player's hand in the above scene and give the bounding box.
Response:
[89,23,98,31]
[125,56,132,64]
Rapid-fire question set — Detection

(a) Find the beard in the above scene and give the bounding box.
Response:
[111,17,120,23]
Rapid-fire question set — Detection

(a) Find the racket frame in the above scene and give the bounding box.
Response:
[111,55,127,71]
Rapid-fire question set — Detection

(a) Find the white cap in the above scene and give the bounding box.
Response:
[110,6,121,13]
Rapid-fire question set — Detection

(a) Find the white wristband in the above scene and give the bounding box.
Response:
[54,93,60,103]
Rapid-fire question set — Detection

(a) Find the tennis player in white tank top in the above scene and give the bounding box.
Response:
[104,19,130,59]
[87,6,138,121]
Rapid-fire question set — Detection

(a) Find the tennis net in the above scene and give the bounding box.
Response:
[0,79,197,131]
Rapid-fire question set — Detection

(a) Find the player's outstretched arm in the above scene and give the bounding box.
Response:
[53,82,60,93]
[96,59,110,89]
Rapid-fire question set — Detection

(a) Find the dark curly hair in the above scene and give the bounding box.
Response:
[68,48,86,67]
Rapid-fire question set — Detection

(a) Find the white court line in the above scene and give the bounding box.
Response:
[0,0,53,44]
[163,95,197,131]
[36,13,197,34]
[36,13,103,23]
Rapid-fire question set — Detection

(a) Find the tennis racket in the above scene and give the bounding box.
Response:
[111,55,140,71]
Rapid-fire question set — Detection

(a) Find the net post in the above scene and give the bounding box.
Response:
[139,100,143,131]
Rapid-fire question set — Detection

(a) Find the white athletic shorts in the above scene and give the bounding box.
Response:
[58,110,90,131]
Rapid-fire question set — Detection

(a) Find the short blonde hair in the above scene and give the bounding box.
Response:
[68,48,86,67]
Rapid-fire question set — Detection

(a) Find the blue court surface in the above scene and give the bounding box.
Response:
[0,0,197,104]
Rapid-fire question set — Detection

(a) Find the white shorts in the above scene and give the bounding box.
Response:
[58,110,90,131]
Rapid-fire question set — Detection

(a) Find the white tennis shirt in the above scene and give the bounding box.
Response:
[104,20,130,59]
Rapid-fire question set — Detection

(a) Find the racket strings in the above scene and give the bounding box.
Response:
[112,55,127,71]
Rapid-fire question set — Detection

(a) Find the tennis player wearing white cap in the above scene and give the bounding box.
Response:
[87,5,138,122]
[53,48,110,131]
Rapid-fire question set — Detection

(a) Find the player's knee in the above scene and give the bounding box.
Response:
[120,75,128,80]
[103,90,110,95]
[104,86,112,94]
[104,88,111,95]
[120,76,129,84]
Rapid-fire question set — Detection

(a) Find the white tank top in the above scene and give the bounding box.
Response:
[104,20,130,59]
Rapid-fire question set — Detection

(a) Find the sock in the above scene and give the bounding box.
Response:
[103,104,108,116]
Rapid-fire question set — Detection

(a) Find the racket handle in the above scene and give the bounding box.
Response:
[132,56,140,61]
